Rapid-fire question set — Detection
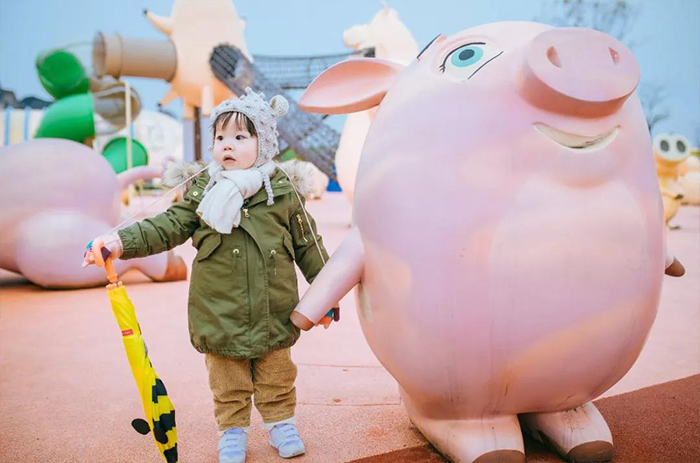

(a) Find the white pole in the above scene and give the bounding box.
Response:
[125,80,134,203]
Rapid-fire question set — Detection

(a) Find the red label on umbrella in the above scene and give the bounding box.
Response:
[122,329,134,336]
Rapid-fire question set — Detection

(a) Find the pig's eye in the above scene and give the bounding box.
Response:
[440,42,502,80]
[450,45,483,67]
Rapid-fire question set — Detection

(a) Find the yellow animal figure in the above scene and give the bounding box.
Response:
[145,0,252,117]
[653,133,691,226]
[679,148,700,205]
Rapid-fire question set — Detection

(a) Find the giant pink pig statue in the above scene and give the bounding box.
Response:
[293,22,675,463]
[0,138,185,288]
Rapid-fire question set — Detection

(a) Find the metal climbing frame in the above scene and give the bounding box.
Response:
[210,45,374,180]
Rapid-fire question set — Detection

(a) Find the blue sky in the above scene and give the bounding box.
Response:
[1,0,698,142]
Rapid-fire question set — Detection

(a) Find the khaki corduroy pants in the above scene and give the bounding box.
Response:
[205,348,297,430]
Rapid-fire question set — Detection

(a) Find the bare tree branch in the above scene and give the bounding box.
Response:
[537,0,638,43]
[639,83,670,134]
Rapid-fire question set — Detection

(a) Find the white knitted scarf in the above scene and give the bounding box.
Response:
[196,161,277,233]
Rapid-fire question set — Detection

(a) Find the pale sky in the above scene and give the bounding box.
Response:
[1,0,698,142]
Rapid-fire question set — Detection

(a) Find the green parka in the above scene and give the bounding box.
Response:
[118,167,329,359]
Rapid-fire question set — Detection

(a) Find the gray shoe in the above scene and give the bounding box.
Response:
[219,428,247,463]
[269,423,305,458]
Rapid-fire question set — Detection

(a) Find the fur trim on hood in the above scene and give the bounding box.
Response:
[276,159,320,200]
[161,157,206,190]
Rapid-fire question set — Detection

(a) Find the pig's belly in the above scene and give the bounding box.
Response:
[357,179,664,417]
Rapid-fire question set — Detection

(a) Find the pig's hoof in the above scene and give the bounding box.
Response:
[566,441,614,462]
[665,257,685,277]
[473,449,524,463]
[153,252,188,282]
[290,311,314,331]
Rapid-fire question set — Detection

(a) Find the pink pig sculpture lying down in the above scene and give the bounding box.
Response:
[0,138,186,288]
[292,22,684,463]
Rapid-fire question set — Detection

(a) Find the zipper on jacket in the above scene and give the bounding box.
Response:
[243,208,250,218]
[242,199,250,218]
[269,249,277,276]
[296,214,309,244]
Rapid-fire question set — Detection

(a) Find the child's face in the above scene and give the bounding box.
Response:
[213,117,258,171]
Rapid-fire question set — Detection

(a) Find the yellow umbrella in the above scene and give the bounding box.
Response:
[90,239,178,463]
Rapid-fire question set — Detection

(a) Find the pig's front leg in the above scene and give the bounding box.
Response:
[291,226,364,330]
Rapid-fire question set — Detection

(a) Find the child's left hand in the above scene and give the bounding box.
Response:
[82,233,123,267]
[317,307,340,329]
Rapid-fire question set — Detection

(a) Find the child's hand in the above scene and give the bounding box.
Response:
[290,307,339,331]
[317,307,340,329]
[317,315,332,329]
[82,234,123,268]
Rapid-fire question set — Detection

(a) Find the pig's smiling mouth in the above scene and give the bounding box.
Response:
[534,123,620,152]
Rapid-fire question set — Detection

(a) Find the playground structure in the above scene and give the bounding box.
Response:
[94,109,184,173]
[91,0,374,179]
[35,51,142,144]
[1,94,183,176]
[92,0,249,168]
[6,2,412,192]
[2,47,160,176]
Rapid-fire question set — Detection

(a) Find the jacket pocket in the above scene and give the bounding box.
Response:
[196,234,222,261]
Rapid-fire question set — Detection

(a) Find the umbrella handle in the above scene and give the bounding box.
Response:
[92,238,119,284]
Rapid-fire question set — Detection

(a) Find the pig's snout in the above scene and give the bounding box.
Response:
[516,28,640,117]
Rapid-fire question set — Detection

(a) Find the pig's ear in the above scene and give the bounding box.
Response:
[298,58,404,114]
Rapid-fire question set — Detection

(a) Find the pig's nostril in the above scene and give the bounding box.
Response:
[609,47,620,64]
[546,46,562,68]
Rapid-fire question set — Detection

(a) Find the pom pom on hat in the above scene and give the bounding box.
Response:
[269,95,288,117]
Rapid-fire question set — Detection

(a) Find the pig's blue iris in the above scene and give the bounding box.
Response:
[451,45,484,67]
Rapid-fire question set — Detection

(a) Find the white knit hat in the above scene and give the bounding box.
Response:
[209,87,289,167]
